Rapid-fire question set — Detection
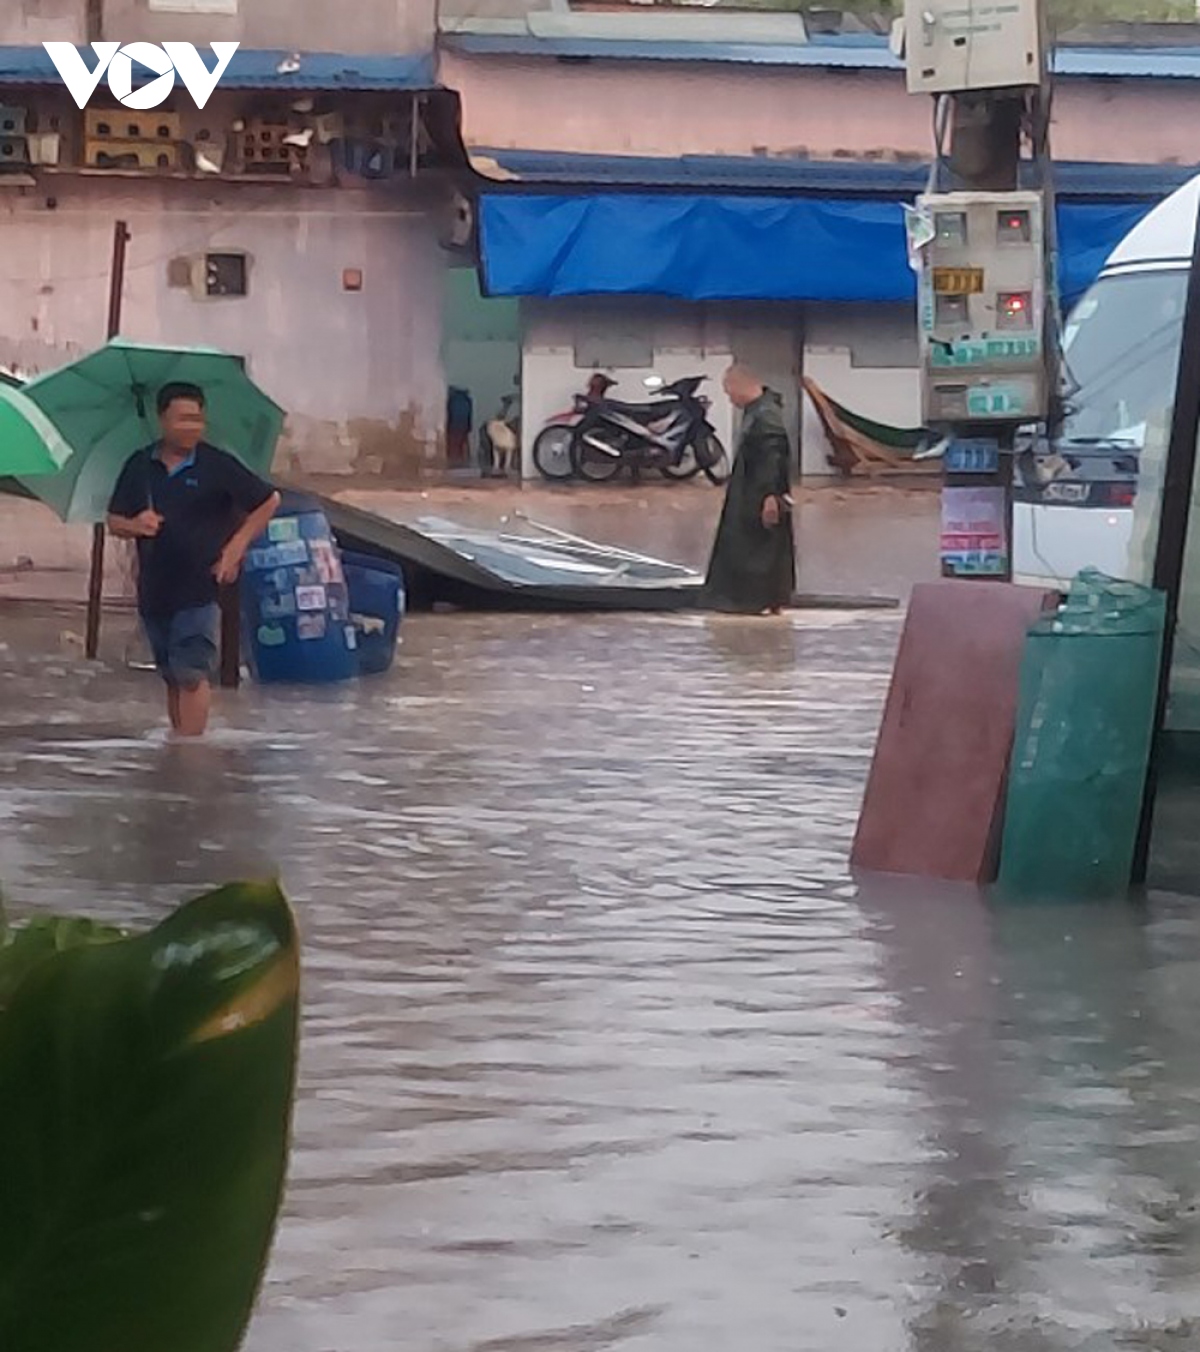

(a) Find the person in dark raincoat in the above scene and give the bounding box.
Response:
[703,364,796,614]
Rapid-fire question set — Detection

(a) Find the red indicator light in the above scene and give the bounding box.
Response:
[997,292,1033,330]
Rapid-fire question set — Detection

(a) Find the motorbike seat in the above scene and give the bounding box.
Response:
[602,396,683,419]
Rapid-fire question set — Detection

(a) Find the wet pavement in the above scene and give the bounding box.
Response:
[336,480,940,603]
[1,479,940,606]
[5,603,1200,1352]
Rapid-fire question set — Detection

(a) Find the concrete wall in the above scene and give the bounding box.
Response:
[726,304,803,471]
[801,305,921,478]
[101,0,437,54]
[0,0,84,44]
[517,298,814,480]
[0,178,447,480]
[442,263,521,459]
[444,49,1200,167]
[1,0,436,52]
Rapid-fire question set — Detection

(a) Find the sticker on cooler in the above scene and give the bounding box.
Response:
[248,539,308,570]
[310,541,344,585]
[260,592,297,619]
[295,585,327,612]
[267,517,301,544]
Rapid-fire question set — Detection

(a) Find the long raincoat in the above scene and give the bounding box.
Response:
[703,389,796,613]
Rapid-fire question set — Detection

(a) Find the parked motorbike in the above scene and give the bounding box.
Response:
[531,374,612,481]
[533,374,730,484]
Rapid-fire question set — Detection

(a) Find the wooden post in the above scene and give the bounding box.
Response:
[83,523,106,662]
[85,219,130,661]
[219,582,241,690]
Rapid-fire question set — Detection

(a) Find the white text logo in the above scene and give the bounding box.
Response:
[42,42,240,110]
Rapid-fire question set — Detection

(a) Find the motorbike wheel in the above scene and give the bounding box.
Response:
[575,436,624,483]
[660,445,702,481]
[696,432,732,485]
[532,426,576,481]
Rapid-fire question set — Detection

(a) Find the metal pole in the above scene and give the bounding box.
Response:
[936,92,1022,584]
[85,219,130,662]
[1000,430,1015,584]
[1131,192,1200,883]
[409,94,421,179]
[105,221,129,341]
[219,582,241,690]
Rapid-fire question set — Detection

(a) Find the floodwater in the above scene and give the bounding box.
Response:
[4,605,1200,1352]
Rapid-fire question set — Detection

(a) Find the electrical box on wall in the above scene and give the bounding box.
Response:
[904,0,1043,94]
[916,190,1048,425]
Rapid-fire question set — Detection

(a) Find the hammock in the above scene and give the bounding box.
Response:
[803,376,939,478]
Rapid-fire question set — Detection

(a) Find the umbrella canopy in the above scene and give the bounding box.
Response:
[16,340,285,524]
[0,381,74,477]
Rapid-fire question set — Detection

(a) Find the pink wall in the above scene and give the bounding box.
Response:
[442,51,1200,167]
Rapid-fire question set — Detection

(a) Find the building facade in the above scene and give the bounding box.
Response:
[442,4,1200,478]
[0,0,459,482]
[5,4,1200,485]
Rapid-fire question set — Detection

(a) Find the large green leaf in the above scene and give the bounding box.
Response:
[0,881,299,1352]
[0,908,126,1011]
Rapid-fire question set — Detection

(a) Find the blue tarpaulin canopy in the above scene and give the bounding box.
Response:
[479,193,1152,305]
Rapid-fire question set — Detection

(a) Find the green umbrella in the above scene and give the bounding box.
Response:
[17,339,285,524]
[0,382,73,477]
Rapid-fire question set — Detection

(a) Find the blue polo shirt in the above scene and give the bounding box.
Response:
[108,442,273,619]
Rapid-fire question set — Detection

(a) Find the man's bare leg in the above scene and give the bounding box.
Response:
[167,685,183,733]
[175,681,212,738]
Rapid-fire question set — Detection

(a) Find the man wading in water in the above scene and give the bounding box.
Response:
[107,382,280,738]
[703,364,796,615]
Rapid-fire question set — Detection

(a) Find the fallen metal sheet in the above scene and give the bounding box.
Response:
[317,495,705,612]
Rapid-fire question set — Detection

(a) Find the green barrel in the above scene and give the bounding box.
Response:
[998,570,1166,899]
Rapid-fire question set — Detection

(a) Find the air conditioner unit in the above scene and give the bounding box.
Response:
[442,190,474,251]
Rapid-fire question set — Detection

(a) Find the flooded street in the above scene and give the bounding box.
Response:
[5,603,1200,1351]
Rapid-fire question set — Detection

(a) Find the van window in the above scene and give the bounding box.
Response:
[1061,269,1187,450]
[1050,269,1188,588]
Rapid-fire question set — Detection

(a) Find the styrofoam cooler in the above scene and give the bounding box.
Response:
[341,550,406,676]
[241,492,359,684]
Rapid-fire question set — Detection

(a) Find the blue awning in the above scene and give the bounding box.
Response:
[0,45,436,91]
[479,193,1153,305]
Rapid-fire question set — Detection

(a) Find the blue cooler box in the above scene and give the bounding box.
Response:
[341,551,406,676]
[242,492,359,684]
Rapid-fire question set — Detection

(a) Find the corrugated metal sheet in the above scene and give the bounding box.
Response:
[0,45,437,91]
[444,31,1200,80]
[1054,45,1200,77]
[524,9,808,43]
[469,147,1198,201]
[444,32,895,70]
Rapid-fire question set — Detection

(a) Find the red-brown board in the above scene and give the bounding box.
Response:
[852,581,1057,884]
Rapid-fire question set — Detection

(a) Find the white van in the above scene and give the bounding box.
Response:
[1013,176,1196,588]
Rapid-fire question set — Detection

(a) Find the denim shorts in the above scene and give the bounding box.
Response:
[142,604,220,688]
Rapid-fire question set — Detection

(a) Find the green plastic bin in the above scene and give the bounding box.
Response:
[998,570,1166,899]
